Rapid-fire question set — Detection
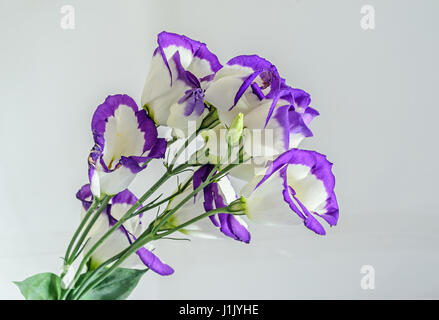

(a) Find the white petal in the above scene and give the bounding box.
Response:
[216,176,237,203]
[89,170,101,198]
[242,98,291,157]
[164,46,215,79]
[82,209,145,270]
[166,102,209,138]
[82,212,125,267]
[204,65,256,117]
[228,161,270,181]
[98,166,137,196]
[141,53,172,109]
[102,105,145,168]
[286,165,328,213]
[141,53,189,125]
[242,174,301,226]
[110,202,143,237]
[187,56,217,79]
[163,46,193,69]
[290,133,305,148]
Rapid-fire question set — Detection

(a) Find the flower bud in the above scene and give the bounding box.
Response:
[226,113,244,147]
[227,196,247,213]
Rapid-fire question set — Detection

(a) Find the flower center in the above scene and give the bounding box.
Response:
[179,88,206,116]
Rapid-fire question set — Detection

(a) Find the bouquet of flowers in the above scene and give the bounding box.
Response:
[14,32,339,300]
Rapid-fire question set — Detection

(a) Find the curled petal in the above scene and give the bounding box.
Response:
[136,247,174,276]
[243,149,338,235]
[76,184,93,210]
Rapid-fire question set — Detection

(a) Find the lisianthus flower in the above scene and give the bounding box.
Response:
[77,184,174,275]
[88,94,166,198]
[141,31,222,137]
[165,165,250,243]
[204,55,318,162]
[240,149,339,235]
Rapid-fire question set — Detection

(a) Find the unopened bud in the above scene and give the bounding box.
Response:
[228,196,247,213]
[226,113,244,146]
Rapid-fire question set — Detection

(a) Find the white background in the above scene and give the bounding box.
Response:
[1,0,438,299]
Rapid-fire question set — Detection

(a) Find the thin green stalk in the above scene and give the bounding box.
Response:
[73,168,218,299]
[67,196,111,265]
[73,235,153,300]
[68,246,131,300]
[168,108,220,171]
[168,131,198,170]
[75,204,239,300]
[71,159,240,299]
[156,207,234,238]
[64,166,188,300]
[133,176,193,216]
[60,195,111,300]
[63,198,99,266]
[152,166,218,233]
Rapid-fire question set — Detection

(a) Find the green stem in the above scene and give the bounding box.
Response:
[63,198,99,266]
[168,109,220,171]
[152,166,218,233]
[69,160,239,299]
[73,169,215,299]
[74,235,153,300]
[133,176,193,216]
[168,131,198,170]
[75,204,241,300]
[68,246,131,300]
[75,163,241,299]
[60,195,111,300]
[68,197,110,265]
[156,207,233,238]
[64,166,188,300]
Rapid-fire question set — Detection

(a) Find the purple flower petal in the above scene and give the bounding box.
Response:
[147,138,167,159]
[227,55,281,109]
[76,184,93,210]
[135,109,158,153]
[255,149,339,235]
[157,31,222,77]
[136,247,174,276]
[112,189,138,206]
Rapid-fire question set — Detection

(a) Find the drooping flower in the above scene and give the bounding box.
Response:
[141,31,222,136]
[204,55,319,163]
[88,94,166,198]
[76,184,174,275]
[165,166,250,243]
[240,149,339,235]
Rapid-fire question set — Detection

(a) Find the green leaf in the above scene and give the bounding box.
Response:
[14,273,62,300]
[79,268,147,300]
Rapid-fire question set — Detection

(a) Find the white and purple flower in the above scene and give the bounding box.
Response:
[166,165,250,243]
[205,55,319,160]
[141,31,222,136]
[77,184,174,275]
[241,149,339,235]
[88,94,166,198]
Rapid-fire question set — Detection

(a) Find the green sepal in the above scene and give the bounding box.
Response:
[143,103,157,124]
